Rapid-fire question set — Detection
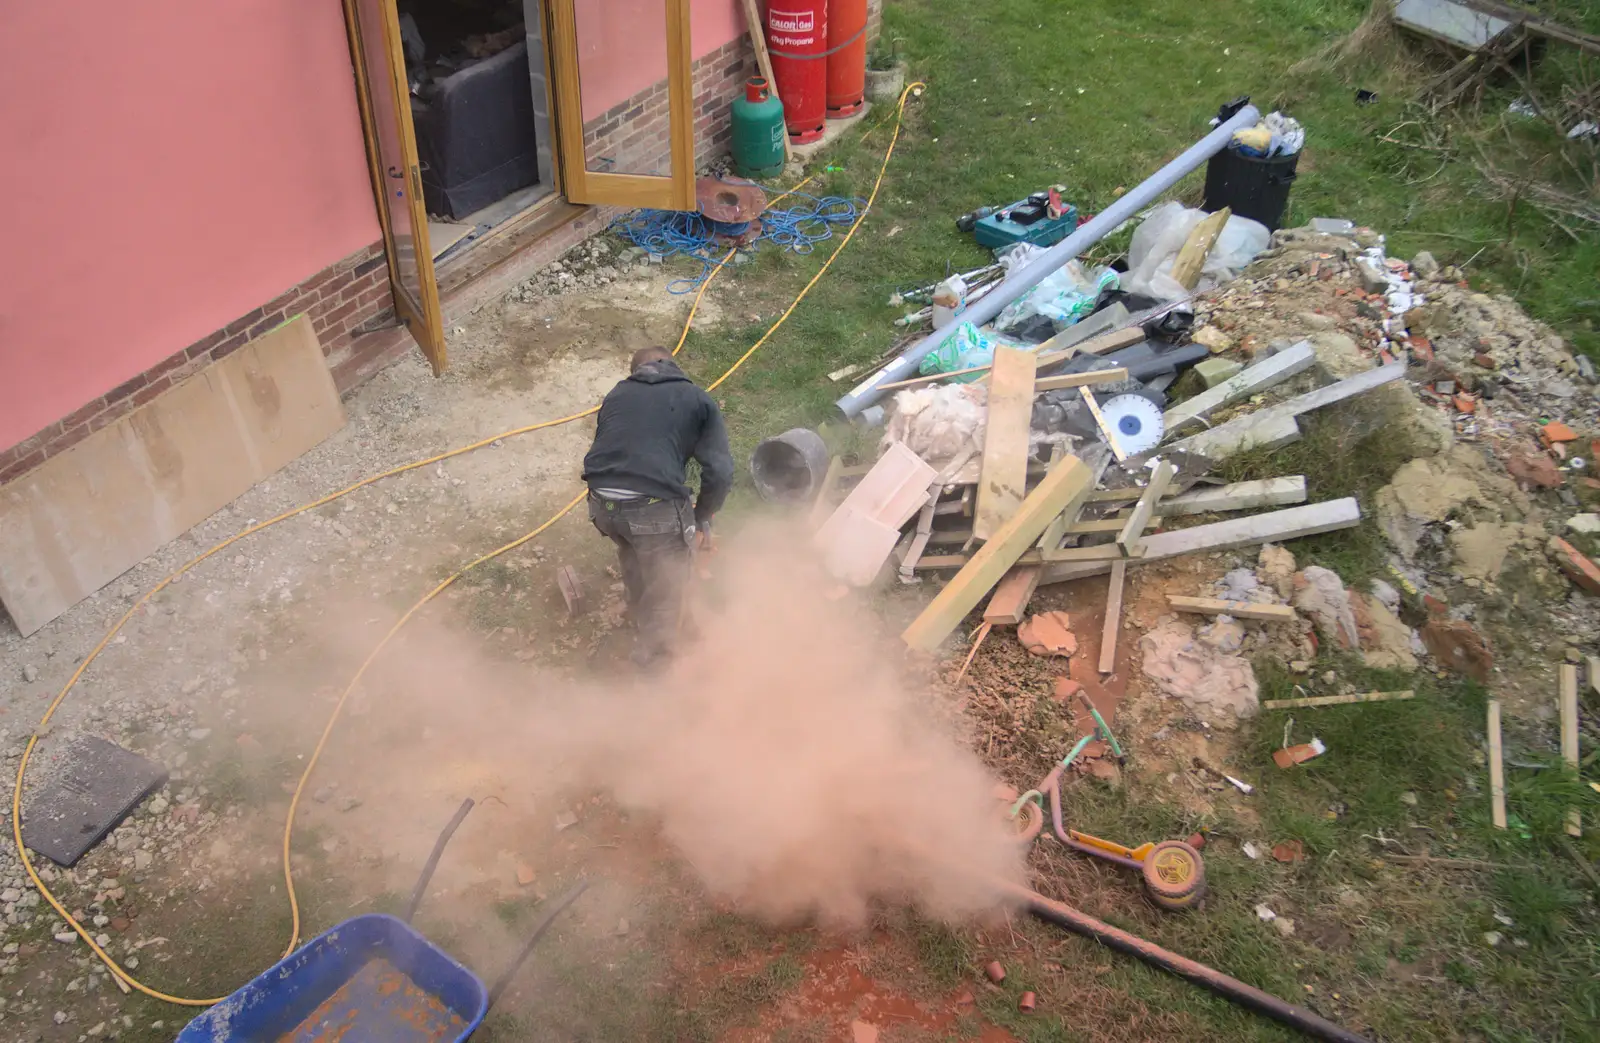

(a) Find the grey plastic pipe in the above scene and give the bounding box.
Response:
[835,103,1262,420]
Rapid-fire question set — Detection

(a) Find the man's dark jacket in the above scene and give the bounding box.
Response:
[581,359,733,526]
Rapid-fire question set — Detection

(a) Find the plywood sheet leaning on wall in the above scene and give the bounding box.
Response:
[0,315,346,635]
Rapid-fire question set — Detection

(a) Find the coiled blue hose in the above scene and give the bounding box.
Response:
[610,192,864,293]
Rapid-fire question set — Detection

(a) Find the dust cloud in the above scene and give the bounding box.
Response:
[328,519,1025,930]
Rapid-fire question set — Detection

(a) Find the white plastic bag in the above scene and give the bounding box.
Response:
[1125,202,1202,301]
[1125,202,1270,301]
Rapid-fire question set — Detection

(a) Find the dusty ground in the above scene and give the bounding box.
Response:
[2,220,1597,1042]
[0,237,1043,1042]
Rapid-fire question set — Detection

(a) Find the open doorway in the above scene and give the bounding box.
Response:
[342,0,699,374]
[398,0,557,267]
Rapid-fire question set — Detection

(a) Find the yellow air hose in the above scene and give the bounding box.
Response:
[11,83,926,1006]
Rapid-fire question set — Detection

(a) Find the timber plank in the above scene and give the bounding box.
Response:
[984,566,1043,625]
[1039,498,1363,585]
[973,347,1037,541]
[902,456,1093,651]
[1168,596,1297,621]
[1162,341,1316,435]
[1116,460,1177,555]
[1098,561,1126,675]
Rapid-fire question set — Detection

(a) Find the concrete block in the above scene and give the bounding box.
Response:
[1195,358,1244,388]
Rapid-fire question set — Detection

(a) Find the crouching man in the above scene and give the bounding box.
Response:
[581,347,733,668]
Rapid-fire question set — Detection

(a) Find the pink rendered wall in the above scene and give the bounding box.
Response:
[0,1,381,452]
[576,0,744,120]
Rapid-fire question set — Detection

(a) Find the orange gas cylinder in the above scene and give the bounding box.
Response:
[825,0,867,118]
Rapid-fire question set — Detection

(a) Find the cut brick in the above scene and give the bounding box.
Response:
[1421,618,1493,682]
[1550,537,1600,594]
[1540,421,1578,446]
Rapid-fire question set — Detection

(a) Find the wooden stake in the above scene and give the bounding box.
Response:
[1033,368,1128,393]
[898,488,941,583]
[1488,699,1507,830]
[1171,207,1231,290]
[952,621,992,684]
[737,0,790,161]
[1260,690,1413,710]
[1078,386,1126,462]
[1116,460,1176,556]
[1561,664,1581,837]
[1168,596,1297,622]
[1098,561,1126,675]
[1383,854,1505,871]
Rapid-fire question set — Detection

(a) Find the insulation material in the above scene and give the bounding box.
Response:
[1139,618,1260,728]
[881,384,988,472]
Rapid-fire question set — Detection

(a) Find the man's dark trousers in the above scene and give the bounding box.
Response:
[587,493,694,665]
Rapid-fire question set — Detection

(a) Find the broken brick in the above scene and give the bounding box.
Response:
[1453,393,1477,414]
[1087,759,1119,781]
[1410,336,1434,361]
[1473,352,1497,370]
[1052,676,1083,703]
[1273,741,1326,769]
[1506,450,1564,489]
[1550,538,1600,595]
[1423,594,1449,618]
[1272,840,1306,863]
[1540,421,1578,446]
[1018,611,1077,657]
[1421,618,1493,682]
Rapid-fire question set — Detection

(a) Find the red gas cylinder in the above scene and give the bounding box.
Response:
[825,0,866,118]
[767,1,827,143]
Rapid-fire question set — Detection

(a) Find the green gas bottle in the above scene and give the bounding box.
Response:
[731,77,786,180]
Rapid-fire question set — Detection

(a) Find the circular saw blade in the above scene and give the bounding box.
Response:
[1099,394,1165,456]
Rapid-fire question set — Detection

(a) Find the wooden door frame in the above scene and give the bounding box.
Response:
[340,0,448,373]
[337,0,699,377]
[546,0,697,210]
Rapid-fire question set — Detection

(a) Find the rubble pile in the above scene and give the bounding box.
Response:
[802,209,1597,843]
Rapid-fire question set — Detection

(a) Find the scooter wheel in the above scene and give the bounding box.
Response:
[1001,799,1045,845]
[1141,840,1206,912]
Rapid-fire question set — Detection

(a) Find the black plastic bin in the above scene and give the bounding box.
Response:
[1203,145,1298,232]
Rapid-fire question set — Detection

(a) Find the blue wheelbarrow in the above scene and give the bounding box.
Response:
[176,799,586,1042]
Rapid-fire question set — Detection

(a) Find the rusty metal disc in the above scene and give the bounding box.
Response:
[697,178,767,223]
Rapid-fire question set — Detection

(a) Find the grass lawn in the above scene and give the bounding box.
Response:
[640,1,1600,1040]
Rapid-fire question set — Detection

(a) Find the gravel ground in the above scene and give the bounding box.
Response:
[0,245,703,1037]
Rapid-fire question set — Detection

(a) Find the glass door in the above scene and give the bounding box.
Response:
[342,0,449,372]
[546,0,696,210]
